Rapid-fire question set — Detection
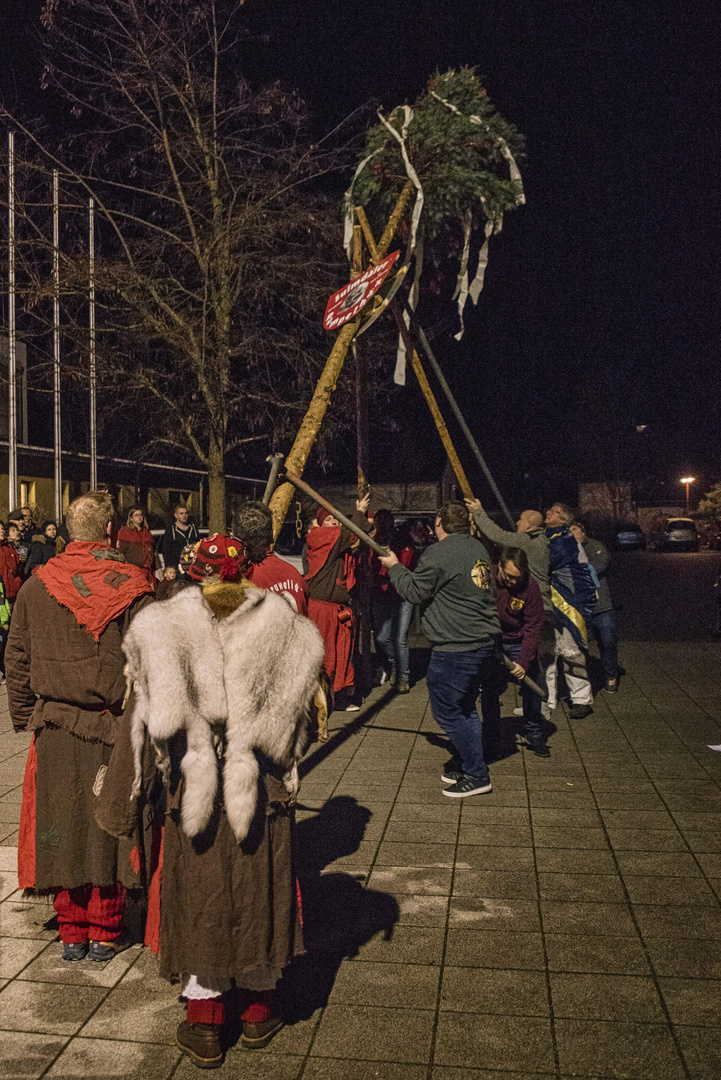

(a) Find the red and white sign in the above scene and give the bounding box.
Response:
[323,250,400,330]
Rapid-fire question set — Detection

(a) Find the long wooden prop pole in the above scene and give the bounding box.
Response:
[283,470,389,557]
[356,204,475,501]
[390,305,474,500]
[407,313,516,529]
[496,649,548,701]
[269,180,416,535]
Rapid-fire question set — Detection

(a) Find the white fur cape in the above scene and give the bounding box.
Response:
[122,584,324,843]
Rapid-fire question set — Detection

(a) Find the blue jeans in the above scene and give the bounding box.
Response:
[480,643,544,742]
[591,609,620,680]
[371,594,413,681]
[426,647,494,783]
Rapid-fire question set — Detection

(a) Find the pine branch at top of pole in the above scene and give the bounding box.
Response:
[269,180,415,535]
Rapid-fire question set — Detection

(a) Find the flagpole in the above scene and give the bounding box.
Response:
[88,197,97,490]
[53,169,62,521]
[7,131,17,513]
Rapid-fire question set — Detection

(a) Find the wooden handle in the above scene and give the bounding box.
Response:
[283,470,390,558]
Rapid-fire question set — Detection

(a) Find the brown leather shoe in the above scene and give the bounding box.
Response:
[176,1021,224,1069]
[241,1015,285,1049]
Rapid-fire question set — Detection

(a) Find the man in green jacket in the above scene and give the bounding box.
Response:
[379,502,500,798]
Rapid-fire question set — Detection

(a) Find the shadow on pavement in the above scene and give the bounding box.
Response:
[279,796,399,1023]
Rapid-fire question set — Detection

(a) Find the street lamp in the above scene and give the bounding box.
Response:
[680,477,695,515]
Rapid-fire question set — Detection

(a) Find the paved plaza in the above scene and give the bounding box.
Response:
[1,631,721,1079]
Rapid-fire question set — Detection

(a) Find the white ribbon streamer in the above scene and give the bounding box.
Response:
[342,148,383,258]
[394,235,424,385]
[452,209,472,341]
[429,89,525,335]
[376,106,425,258]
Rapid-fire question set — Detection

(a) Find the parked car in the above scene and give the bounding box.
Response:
[615,524,646,550]
[662,518,699,552]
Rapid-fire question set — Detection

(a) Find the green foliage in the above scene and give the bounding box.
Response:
[697,482,721,521]
[351,68,525,241]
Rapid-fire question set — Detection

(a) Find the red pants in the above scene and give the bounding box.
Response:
[307,598,354,694]
[53,883,125,944]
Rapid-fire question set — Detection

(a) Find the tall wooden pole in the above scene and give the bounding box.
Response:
[269,180,415,533]
[52,170,62,521]
[7,132,17,512]
[88,197,97,490]
[390,305,474,500]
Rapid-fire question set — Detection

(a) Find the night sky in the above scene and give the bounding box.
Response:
[3,0,720,509]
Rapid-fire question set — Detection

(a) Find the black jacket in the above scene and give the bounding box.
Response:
[160,522,199,572]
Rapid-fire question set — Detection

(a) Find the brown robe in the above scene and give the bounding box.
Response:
[6,574,152,891]
[96,583,307,991]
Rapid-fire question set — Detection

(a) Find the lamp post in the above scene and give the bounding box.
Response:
[680,477,695,515]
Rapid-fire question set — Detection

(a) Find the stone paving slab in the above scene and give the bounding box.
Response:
[0,637,721,1077]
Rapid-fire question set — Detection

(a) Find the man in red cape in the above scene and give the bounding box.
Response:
[7,491,153,961]
[304,492,369,705]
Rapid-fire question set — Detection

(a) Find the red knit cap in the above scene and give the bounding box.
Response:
[187,533,250,582]
[316,507,330,526]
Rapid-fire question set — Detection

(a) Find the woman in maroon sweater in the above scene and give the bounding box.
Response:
[483,546,549,757]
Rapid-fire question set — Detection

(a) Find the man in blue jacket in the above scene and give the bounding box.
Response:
[379,502,500,797]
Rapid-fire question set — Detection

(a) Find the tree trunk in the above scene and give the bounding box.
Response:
[207,435,227,533]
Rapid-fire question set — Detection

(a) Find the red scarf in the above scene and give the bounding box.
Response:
[117,525,155,569]
[36,541,153,641]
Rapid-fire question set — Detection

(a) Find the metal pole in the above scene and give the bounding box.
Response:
[262,453,284,506]
[52,170,62,521]
[404,307,516,529]
[7,132,17,512]
[88,197,97,490]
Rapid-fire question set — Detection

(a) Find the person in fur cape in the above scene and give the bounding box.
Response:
[116,532,324,1070]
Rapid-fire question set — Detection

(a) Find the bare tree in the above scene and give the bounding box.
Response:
[3,0,354,528]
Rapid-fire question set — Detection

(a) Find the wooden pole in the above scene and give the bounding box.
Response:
[359,204,475,502]
[284,470,389,557]
[390,304,474,500]
[407,311,515,528]
[269,180,415,534]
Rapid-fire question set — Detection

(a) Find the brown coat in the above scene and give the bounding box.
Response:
[7,575,151,743]
[6,574,152,891]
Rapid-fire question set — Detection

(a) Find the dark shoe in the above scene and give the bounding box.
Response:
[62,941,89,962]
[396,679,410,694]
[443,774,493,798]
[441,769,464,784]
[526,738,551,758]
[176,1021,224,1069]
[88,934,132,962]
[568,704,593,719]
[604,678,619,694]
[241,1015,285,1049]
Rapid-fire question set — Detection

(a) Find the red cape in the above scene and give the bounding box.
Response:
[36,541,153,641]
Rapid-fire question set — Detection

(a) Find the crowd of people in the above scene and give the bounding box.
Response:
[3,487,620,1069]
